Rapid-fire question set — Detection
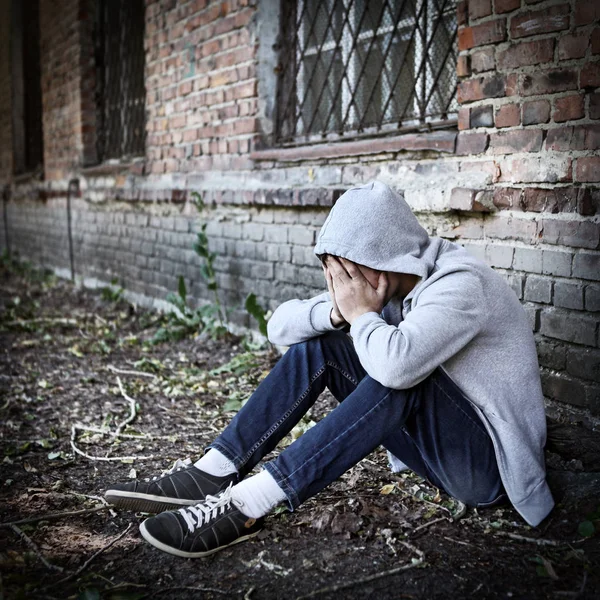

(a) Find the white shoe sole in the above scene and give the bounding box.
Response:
[139,520,261,558]
[104,490,199,513]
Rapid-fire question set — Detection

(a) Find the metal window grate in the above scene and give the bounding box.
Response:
[276,0,458,146]
[96,0,146,161]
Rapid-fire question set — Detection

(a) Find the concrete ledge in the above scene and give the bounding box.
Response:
[250,130,458,162]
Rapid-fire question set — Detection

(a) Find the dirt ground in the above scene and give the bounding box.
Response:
[0,258,598,600]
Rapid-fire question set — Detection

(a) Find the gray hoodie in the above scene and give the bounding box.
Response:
[267,181,554,527]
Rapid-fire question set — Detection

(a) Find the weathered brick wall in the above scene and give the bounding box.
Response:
[454,0,600,416]
[0,0,598,422]
[40,0,85,180]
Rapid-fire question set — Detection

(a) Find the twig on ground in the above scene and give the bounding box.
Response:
[69,376,155,461]
[410,516,448,535]
[244,586,255,600]
[495,532,586,547]
[70,424,156,462]
[8,524,64,572]
[1,505,109,527]
[114,376,138,438]
[158,404,198,424]
[443,536,473,547]
[6,317,78,328]
[295,542,425,599]
[108,364,157,379]
[145,586,230,598]
[45,523,133,589]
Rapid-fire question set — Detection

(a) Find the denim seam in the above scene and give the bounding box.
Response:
[264,462,299,509]
[278,387,394,489]
[325,360,360,386]
[238,365,328,467]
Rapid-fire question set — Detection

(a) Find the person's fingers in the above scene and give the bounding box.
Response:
[327,257,350,281]
[377,271,389,298]
[339,257,362,279]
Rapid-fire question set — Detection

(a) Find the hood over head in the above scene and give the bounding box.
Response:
[314,181,440,279]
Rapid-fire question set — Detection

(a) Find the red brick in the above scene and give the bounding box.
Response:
[590,92,600,120]
[457,54,471,78]
[578,188,600,216]
[233,117,257,135]
[493,187,522,209]
[505,73,519,96]
[458,107,470,130]
[546,126,575,151]
[457,1,468,26]
[168,115,186,129]
[495,0,520,12]
[495,103,520,128]
[574,0,600,26]
[581,62,600,89]
[521,188,578,213]
[520,69,578,96]
[489,130,543,154]
[178,80,193,96]
[511,4,570,39]
[471,105,494,127]
[458,19,506,51]
[497,39,555,70]
[554,95,585,123]
[576,157,600,182]
[471,48,495,73]
[457,74,506,102]
[545,125,600,151]
[522,100,551,125]
[455,132,489,155]
[558,31,590,61]
[468,0,492,20]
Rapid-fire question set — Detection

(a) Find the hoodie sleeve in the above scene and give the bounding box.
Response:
[267,292,345,346]
[349,269,486,389]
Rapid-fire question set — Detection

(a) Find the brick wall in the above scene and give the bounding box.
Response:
[0,0,598,422]
[40,0,86,180]
[454,0,600,417]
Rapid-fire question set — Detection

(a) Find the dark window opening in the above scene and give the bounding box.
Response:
[276,0,458,146]
[11,0,44,175]
[96,0,146,161]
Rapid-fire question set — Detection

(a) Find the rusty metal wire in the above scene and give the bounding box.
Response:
[96,0,146,161]
[275,0,458,145]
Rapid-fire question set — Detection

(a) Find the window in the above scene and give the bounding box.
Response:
[96,0,146,161]
[275,0,458,146]
[11,0,44,175]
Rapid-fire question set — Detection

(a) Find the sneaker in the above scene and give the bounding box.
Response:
[104,458,238,513]
[139,484,263,558]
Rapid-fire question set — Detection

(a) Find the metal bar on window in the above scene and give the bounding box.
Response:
[275,0,458,145]
[97,0,146,161]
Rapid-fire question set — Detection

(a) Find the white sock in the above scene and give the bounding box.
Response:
[194,449,237,477]
[230,470,288,519]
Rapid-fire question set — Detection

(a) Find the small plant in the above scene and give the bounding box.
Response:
[152,193,271,345]
[101,278,124,303]
[191,191,227,331]
[152,275,227,343]
[245,293,269,338]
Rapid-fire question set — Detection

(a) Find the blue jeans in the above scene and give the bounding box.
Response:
[210,331,505,511]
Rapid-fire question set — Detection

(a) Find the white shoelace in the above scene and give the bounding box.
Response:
[144,457,192,482]
[178,483,242,533]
